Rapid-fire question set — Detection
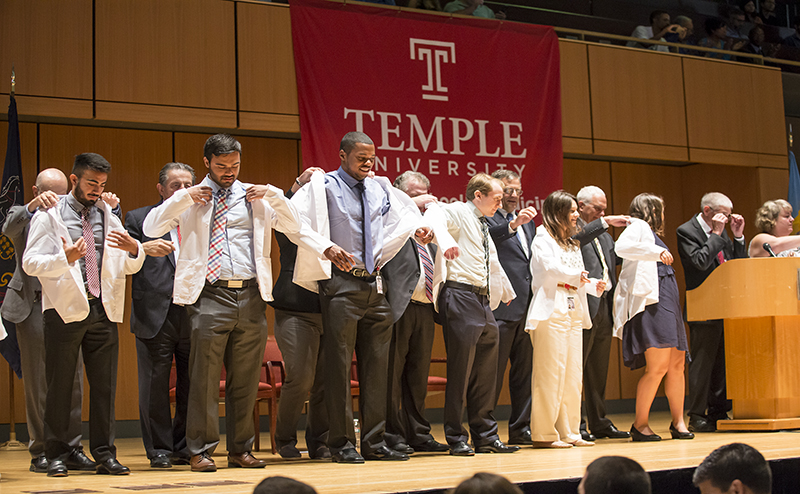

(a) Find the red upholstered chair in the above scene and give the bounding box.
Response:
[427,357,447,395]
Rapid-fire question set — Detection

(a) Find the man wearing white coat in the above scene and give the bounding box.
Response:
[23,153,145,477]
[143,134,301,472]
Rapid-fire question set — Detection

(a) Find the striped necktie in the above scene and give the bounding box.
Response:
[81,207,101,298]
[480,216,490,294]
[207,188,229,283]
[415,241,434,302]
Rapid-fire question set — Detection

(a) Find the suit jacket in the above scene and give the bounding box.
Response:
[1,205,39,323]
[22,197,145,324]
[677,215,747,292]
[486,210,535,322]
[143,177,300,305]
[381,238,423,323]
[574,218,619,320]
[126,203,178,339]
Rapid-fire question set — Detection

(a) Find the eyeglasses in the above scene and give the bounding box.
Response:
[503,187,523,196]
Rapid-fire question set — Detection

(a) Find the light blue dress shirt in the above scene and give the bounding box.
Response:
[205,175,257,281]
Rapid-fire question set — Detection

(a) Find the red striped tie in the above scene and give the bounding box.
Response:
[81,207,101,298]
[416,241,434,302]
[207,189,229,283]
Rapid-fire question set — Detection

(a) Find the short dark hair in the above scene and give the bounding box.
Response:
[582,456,652,494]
[451,472,522,494]
[340,131,374,154]
[158,162,196,187]
[253,476,317,494]
[650,10,669,24]
[72,153,111,178]
[629,193,665,236]
[749,25,765,41]
[203,134,241,162]
[705,17,727,35]
[693,443,772,494]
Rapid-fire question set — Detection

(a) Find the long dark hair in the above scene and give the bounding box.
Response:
[542,190,579,249]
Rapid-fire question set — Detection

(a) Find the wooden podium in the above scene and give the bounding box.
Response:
[686,257,800,431]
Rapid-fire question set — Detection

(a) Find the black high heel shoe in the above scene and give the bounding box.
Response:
[630,424,661,442]
[669,423,695,440]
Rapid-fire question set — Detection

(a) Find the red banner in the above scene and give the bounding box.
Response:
[290,0,562,210]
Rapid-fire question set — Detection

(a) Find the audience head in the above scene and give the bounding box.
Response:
[741,0,756,15]
[628,193,665,235]
[542,190,579,248]
[705,17,728,38]
[451,472,522,494]
[749,25,766,45]
[491,170,522,214]
[673,16,694,37]
[34,168,69,197]
[693,443,772,494]
[576,185,607,223]
[70,153,111,207]
[466,173,503,217]
[253,476,317,494]
[728,8,746,30]
[754,199,793,235]
[578,456,652,494]
[700,192,734,223]
[203,134,242,189]
[339,131,376,181]
[761,0,776,15]
[157,162,196,201]
[650,10,671,31]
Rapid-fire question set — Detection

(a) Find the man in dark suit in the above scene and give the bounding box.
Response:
[574,186,631,441]
[383,171,449,455]
[486,170,537,446]
[677,192,746,433]
[125,162,195,468]
[0,168,96,474]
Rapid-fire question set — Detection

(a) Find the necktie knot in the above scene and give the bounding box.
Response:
[81,206,91,219]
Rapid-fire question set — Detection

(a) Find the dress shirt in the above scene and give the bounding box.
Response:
[496,208,529,258]
[206,177,256,281]
[410,242,433,305]
[695,213,745,245]
[325,167,390,271]
[62,193,104,293]
[440,201,489,287]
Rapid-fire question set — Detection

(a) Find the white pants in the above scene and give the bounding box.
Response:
[530,288,584,443]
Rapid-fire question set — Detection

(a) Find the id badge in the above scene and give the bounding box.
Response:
[376,273,384,294]
[567,296,575,311]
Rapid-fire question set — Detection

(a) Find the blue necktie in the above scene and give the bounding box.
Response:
[356,182,374,273]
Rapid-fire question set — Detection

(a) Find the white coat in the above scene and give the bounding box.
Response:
[23,198,145,323]
[525,224,591,331]
[612,217,667,338]
[142,179,300,305]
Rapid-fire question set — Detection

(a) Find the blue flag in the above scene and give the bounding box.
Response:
[0,94,24,378]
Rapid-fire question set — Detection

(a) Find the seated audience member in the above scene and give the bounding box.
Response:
[782,17,800,47]
[693,443,772,494]
[759,0,780,27]
[741,26,779,60]
[665,15,695,53]
[408,0,442,11]
[749,199,800,257]
[627,10,679,53]
[452,473,523,494]
[443,0,505,20]
[726,8,748,41]
[253,476,317,494]
[699,18,747,60]
[578,456,652,494]
[741,0,761,24]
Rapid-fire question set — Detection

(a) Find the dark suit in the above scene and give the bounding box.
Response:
[677,215,746,421]
[1,205,84,459]
[574,218,619,434]
[486,210,535,442]
[126,204,191,461]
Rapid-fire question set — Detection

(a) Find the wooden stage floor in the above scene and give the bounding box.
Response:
[3,412,799,494]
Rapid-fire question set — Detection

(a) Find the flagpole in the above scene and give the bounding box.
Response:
[0,68,25,451]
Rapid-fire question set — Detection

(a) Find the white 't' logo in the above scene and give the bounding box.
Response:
[410,38,456,102]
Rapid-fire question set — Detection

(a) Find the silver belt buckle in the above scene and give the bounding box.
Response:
[228,280,243,289]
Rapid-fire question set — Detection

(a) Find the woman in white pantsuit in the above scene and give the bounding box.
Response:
[526,191,604,448]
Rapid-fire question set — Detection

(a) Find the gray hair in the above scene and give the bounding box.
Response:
[673,15,693,28]
[577,185,606,204]
[491,170,519,182]
[701,192,733,210]
[394,171,430,192]
[159,162,196,187]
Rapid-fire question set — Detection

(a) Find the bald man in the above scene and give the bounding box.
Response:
[1,169,95,474]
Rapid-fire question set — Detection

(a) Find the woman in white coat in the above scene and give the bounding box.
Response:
[527,191,603,448]
[614,193,693,442]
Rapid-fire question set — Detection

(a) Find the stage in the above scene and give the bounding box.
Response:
[3,412,799,494]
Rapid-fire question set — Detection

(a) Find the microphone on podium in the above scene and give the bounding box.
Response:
[763,243,777,257]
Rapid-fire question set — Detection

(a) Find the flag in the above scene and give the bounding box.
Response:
[0,94,24,378]
[789,151,800,234]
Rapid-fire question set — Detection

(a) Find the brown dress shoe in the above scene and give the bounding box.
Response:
[190,452,217,472]
[227,452,266,468]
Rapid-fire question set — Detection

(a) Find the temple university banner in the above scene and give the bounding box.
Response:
[289,0,562,208]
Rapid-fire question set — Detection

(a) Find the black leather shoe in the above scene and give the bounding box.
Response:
[64,448,97,471]
[30,455,48,473]
[47,460,68,477]
[449,441,475,456]
[412,438,450,452]
[670,423,695,440]
[331,447,365,464]
[150,454,172,468]
[508,430,533,445]
[171,455,191,465]
[363,445,409,461]
[96,458,131,475]
[593,424,631,439]
[630,425,661,442]
[308,445,331,459]
[475,439,520,453]
[688,416,717,433]
[391,442,415,454]
[580,430,597,442]
[278,445,302,459]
